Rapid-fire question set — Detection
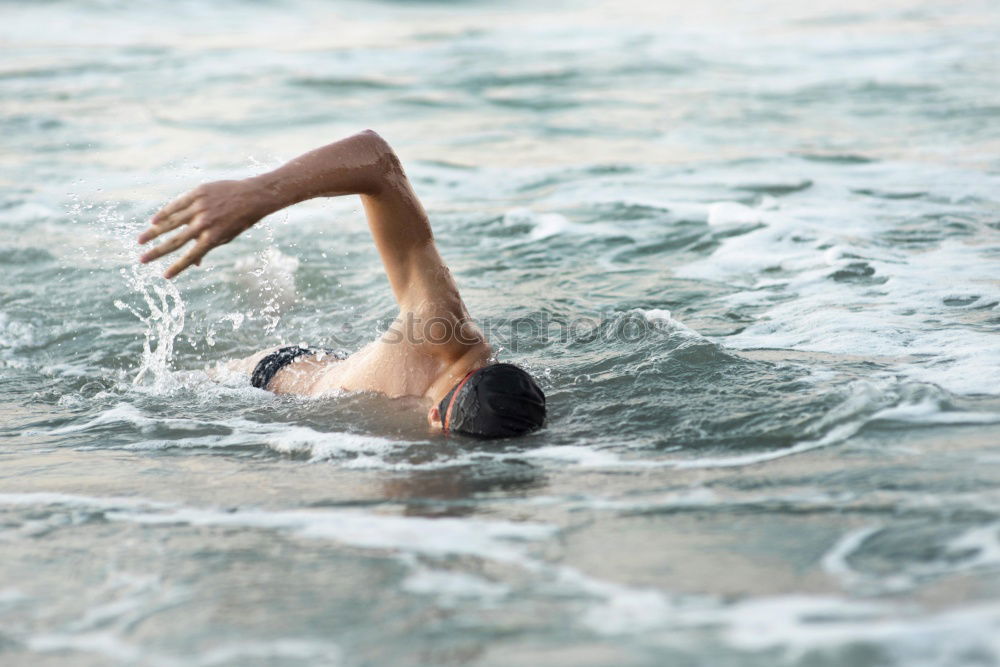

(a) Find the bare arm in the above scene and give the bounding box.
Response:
[138,130,482,359]
[140,130,424,292]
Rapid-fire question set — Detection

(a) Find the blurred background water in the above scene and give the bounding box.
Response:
[1,0,1000,665]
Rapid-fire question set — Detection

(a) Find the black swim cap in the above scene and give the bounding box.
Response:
[439,363,546,438]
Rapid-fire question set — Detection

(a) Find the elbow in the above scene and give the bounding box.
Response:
[359,129,404,184]
[360,129,394,159]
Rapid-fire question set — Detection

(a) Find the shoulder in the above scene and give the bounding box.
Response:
[384,297,489,367]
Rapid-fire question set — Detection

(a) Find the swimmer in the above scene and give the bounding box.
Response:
[137,130,545,437]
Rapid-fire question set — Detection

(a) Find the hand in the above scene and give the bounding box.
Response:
[138,179,271,279]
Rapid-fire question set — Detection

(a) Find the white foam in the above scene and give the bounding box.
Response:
[38,401,426,466]
[502,434,841,470]
[197,639,342,666]
[6,491,1000,661]
[715,595,890,650]
[674,168,1000,397]
[1,491,670,641]
[0,492,175,511]
[516,445,627,467]
[570,487,720,512]
[946,524,1000,572]
[706,201,762,226]
[662,423,860,469]
[402,567,510,603]
[509,377,1000,471]
[561,566,675,635]
[44,402,180,435]
[2,200,57,224]
[824,520,1000,596]
[50,375,994,472]
[108,506,556,565]
[27,632,342,667]
[677,198,1000,394]
[641,308,704,338]
[264,427,407,463]
[820,524,912,593]
[28,632,160,665]
[502,207,623,241]
[0,589,26,606]
[718,597,1000,664]
[0,311,35,352]
[871,398,1000,425]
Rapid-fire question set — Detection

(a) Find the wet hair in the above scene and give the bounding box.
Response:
[438,363,546,438]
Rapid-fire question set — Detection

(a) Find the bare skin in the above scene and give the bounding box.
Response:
[137,130,491,430]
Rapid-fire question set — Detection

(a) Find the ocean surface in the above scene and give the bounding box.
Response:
[2,0,1000,665]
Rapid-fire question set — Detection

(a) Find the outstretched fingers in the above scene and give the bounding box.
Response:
[151,188,200,225]
[138,201,200,244]
[164,237,211,279]
[139,223,200,264]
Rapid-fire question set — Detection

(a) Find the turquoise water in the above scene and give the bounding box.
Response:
[2,0,1000,665]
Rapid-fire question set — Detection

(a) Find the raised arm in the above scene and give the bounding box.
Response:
[139,130,464,316]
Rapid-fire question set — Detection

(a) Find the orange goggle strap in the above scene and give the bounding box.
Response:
[443,369,477,434]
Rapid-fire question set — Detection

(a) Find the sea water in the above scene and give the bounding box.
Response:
[1,0,999,665]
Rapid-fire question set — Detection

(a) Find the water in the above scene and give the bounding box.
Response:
[2,0,1000,665]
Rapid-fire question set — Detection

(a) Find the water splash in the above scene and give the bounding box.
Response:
[204,312,245,347]
[114,265,186,389]
[232,246,299,333]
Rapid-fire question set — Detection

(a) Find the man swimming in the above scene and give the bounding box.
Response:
[137,130,545,437]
